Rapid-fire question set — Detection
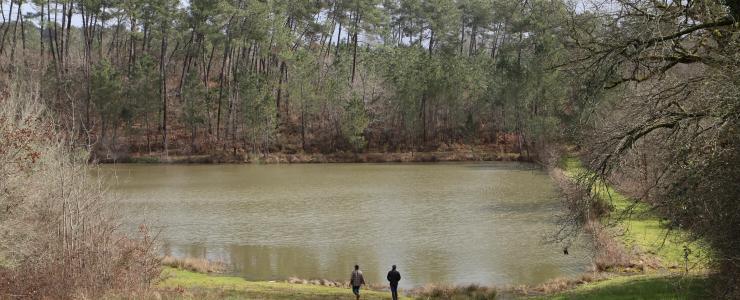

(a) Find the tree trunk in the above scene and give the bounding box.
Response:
[351,10,361,83]
[276,61,285,119]
[40,3,45,67]
[469,23,477,56]
[459,16,465,55]
[428,29,434,57]
[421,93,427,145]
[204,43,216,134]
[160,25,169,157]
[128,18,137,74]
[178,29,197,96]
[190,123,197,154]
[64,4,72,68]
[217,39,231,141]
[0,0,14,56]
[335,23,342,59]
[18,4,27,62]
[145,113,152,154]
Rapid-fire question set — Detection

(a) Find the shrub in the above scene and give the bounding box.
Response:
[0,87,160,298]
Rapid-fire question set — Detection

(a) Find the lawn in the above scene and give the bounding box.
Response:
[537,274,710,300]
[157,267,411,300]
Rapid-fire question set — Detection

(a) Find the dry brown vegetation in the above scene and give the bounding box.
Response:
[0,86,160,299]
[161,256,226,274]
[513,272,606,296]
[409,283,497,300]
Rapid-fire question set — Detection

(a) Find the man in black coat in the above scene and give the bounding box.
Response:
[386,265,401,300]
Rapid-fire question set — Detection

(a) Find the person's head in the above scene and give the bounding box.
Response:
[354,265,359,270]
[392,265,396,270]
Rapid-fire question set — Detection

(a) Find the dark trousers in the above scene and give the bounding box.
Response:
[390,283,398,300]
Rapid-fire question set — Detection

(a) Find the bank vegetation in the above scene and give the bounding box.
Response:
[0,86,160,298]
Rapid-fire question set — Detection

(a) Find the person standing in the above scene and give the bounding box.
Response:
[386,265,401,300]
[350,265,365,300]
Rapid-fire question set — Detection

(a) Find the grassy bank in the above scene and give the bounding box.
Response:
[532,157,712,299]
[156,267,411,300]
[560,157,707,270]
[154,266,707,300]
[539,274,710,300]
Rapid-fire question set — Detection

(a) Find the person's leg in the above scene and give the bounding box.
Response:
[391,284,398,300]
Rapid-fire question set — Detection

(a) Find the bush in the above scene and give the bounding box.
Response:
[0,87,160,298]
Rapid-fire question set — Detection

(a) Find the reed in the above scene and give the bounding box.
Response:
[161,256,226,274]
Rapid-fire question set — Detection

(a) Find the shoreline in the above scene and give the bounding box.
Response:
[157,265,710,300]
[97,150,528,164]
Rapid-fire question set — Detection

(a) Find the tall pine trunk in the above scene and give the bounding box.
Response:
[160,25,169,157]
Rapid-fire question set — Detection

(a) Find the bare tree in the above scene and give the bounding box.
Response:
[562,1,740,296]
[0,85,160,298]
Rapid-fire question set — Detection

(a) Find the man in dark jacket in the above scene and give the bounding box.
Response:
[386,265,401,300]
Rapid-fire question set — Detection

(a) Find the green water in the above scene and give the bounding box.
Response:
[104,162,590,288]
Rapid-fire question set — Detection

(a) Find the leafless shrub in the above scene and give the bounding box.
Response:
[585,221,632,272]
[549,167,610,245]
[0,87,160,298]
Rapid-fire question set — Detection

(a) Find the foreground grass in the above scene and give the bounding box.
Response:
[537,274,710,300]
[561,157,707,269]
[157,267,410,300]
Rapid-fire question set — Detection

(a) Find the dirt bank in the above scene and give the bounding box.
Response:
[99,149,527,164]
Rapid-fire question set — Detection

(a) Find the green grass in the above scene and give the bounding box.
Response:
[536,274,710,300]
[561,157,707,269]
[157,267,410,300]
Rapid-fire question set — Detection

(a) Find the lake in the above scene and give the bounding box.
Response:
[103,162,591,288]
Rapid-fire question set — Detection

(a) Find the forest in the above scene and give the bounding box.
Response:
[1,0,571,160]
[1,0,739,298]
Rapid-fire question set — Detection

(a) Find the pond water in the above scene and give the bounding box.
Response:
[103,162,591,288]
